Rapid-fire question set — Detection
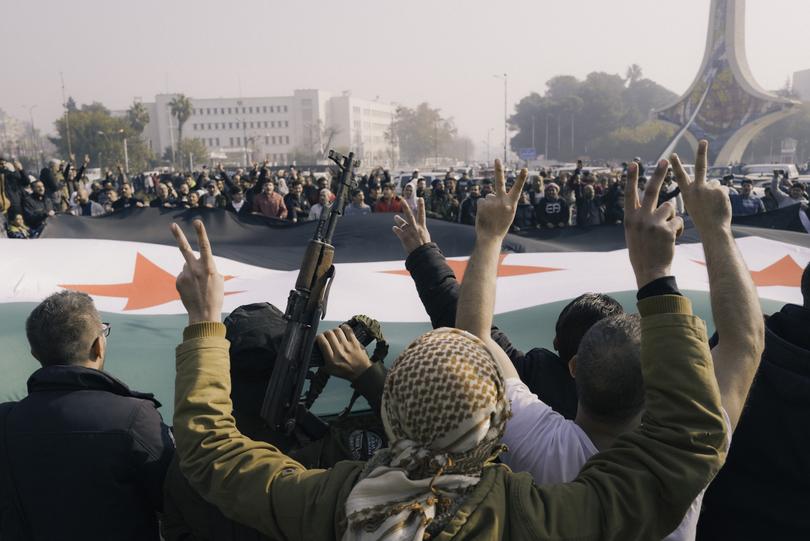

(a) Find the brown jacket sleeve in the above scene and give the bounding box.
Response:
[173,322,362,540]
[513,295,729,540]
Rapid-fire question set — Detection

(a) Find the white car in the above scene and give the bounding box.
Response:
[742,164,799,182]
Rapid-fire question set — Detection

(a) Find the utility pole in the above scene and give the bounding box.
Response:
[502,74,507,164]
[531,115,536,151]
[571,114,575,154]
[493,73,508,164]
[123,136,129,174]
[434,118,438,166]
[25,105,40,170]
[60,72,72,157]
[544,115,549,160]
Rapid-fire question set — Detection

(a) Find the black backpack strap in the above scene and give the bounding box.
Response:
[1,404,34,540]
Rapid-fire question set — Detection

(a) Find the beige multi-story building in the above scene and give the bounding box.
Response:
[138,89,397,167]
[794,69,810,101]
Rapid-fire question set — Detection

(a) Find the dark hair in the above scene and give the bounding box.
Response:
[351,189,363,198]
[555,293,624,362]
[26,291,102,366]
[292,181,303,188]
[802,262,810,308]
[575,314,644,421]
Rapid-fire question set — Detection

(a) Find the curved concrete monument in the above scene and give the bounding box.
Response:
[655,0,799,165]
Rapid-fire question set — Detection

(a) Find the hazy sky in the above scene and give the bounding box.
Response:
[4,0,809,159]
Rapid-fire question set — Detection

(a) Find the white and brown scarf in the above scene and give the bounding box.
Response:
[342,328,510,541]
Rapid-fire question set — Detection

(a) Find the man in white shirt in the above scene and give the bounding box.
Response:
[308,188,332,221]
[503,144,764,541]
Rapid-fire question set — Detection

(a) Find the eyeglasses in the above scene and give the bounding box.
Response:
[101,322,112,338]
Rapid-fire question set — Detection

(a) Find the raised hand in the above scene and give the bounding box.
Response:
[671,140,731,233]
[392,197,431,255]
[171,220,225,325]
[316,325,372,381]
[624,159,684,288]
[475,159,527,240]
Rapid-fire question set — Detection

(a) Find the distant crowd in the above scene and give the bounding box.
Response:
[2,154,810,239]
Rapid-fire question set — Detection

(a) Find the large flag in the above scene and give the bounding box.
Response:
[2,208,808,418]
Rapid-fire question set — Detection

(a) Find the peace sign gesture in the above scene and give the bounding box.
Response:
[392,197,431,255]
[171,220,225,325]
[475,159,528,240]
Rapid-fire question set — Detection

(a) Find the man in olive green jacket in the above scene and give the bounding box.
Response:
[169,158,727,540]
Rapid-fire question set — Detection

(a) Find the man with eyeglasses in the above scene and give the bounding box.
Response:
[0,291,174,540]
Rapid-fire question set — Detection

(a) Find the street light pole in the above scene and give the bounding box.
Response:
[544,115,550,160]
[123,136,129,174]
[493,73,508,164]
[24,105,40,170]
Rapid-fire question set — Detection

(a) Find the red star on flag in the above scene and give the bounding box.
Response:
[693,255,803,288]
[382,254,562,282]
[60,252,240,311]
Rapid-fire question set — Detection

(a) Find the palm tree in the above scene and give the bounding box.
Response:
[169,94,192,143]
[625,64,643,86]
[127,101,150,134]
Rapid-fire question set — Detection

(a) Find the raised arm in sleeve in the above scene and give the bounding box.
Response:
[405,242,526,361]
[173,323,361,540]
[514,295,728,540]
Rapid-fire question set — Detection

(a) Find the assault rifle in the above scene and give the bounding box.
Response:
[260,150,360,437]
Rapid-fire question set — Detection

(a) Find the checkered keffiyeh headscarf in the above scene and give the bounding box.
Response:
[342,328,510,541]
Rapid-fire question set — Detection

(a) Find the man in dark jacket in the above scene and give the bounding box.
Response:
[575,182,604,226]
[0,291,174,541]
[22,180,55,234]
[392,198,622,419]
[225,187,251,217]
[697,262,810,540]
[535,182,569,228]
[283,181,311,222]
[458,183,481,225]
[112,183,145,211]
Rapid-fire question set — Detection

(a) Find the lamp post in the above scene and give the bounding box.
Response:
[493,73,508,164]
[23,105,40,170]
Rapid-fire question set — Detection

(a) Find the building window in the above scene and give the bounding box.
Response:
[241,107,246,114]
[207,123,212,130]
[263,121,268,128]
[230,137,234,146]
[227,107,232,114]
[270,106,274,113]
[271,121,275,128]
[220,108,225,114]
[285,121,289,128]
[216,138,220,146]
[284,106,288,112]
[271,136,276,145]
[236,137,241,146]
[248,106,253,114]
[262,106,267,113]
[285,136,290,144]
[228,122,232,129]
[265,136,269,145]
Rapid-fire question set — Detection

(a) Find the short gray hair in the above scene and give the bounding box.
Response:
[575,314,644,422]
[26,291,102,366]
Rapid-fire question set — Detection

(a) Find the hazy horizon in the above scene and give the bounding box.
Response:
[4,0,809,160]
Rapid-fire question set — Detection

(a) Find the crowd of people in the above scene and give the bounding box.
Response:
[1,141,808,541]
[5,152,809,240]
